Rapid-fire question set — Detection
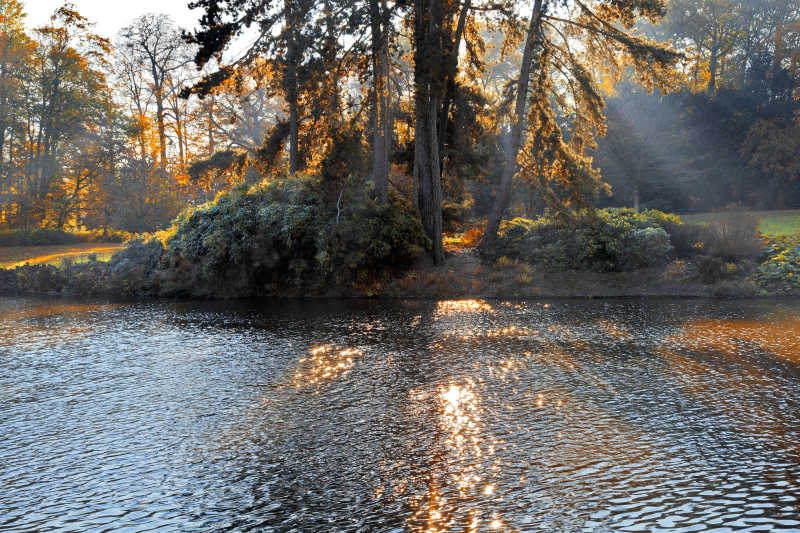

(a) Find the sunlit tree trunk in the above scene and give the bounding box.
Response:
[482,0,543,251]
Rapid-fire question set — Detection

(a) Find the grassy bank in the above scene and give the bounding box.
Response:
[0,243,124,269]
[682,210,800,235]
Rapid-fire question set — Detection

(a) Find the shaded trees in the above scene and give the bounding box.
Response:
[481,0,681,247]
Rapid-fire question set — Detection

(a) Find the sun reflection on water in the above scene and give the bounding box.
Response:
[290,344,363,387]
[436,299,495,316]
[403,380,516,532]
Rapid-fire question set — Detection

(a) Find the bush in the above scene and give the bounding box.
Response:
[753,234,800,295]
[441,195,474,232]
[695,255,739,284]
[663,222,704,258]
[700,210,763,261]
[156,174,428,297]
[492,208,674,272]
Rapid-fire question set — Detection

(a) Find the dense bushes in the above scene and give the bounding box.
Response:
[753,234,800,295]
[0,176,428,298]
[0,228,132,247]
[151,175,428,297]
[492,208,676,272]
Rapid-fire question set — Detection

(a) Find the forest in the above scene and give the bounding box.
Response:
[0,0,799,297]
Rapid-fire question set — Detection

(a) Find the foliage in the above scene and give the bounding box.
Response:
[492,208,675,272]
[156,175,428,297]
[753,234,800,295]
[441,196,474,232]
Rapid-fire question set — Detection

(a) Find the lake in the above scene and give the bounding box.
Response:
[1,297,799,532]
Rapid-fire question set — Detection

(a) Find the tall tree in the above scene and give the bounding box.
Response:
[0,0,30,174]
[481,0,681,248]
[12,5,114,228]
[184,0,320,175]
[119,15,192,166]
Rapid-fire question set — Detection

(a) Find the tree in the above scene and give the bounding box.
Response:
[665,0,744,96]
[184,0,323,175]
[0,0,31,176]
[481,0,681,248]
[9,5,114,228]
[119,15,193,167]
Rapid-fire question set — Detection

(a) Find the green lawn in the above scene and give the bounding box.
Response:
[681,210,800,235]
[0,243,123,269]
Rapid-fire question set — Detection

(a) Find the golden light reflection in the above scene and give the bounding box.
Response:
[445,325,535,342]
[655,316,800,445]
[0,302,119,322]
[290,344,363,387]
[435,299,495,316]
[672,317,800,365]
[404,380,510,532]
[0,303,121,347]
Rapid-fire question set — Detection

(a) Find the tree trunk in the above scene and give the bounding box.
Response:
[708,40,719,97]
[414,0,445,265]
[370,0,389,203]
[153,67,168,165]
[285,0,300,175]
[482,0,543,251]
[437,0,470,174]
[415,93,444,264]
[171,98,186,169]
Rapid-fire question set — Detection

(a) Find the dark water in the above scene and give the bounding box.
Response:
[1,297,800,532]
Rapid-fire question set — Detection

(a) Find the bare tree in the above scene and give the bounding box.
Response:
[119,15,192,166]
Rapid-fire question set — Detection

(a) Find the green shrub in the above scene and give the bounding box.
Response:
[156,174,428,297]
[492,208,675,272]
[753,234,800,295]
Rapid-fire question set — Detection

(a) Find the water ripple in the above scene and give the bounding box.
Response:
[1,297,799,531]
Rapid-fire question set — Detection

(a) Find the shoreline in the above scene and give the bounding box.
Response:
[0,254,787,300]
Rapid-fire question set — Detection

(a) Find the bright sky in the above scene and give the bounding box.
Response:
[23,0,199,38]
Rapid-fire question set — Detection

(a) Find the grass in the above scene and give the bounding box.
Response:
[0,243,123,269]
[682,210,800,235]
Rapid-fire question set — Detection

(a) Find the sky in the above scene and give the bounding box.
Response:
[23,0,199,38]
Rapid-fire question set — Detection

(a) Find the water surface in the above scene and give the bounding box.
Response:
[1,297,799,532]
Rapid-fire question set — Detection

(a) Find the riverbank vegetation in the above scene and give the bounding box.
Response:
[1,0,799,299]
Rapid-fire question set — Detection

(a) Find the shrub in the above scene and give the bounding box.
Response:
[696,255,732,284]
[155,174,428,297]
[700,210,763,261]
[492,208,675,272]
[441,195,474,232]
[461,222,486,247]
[663,222,704,258]
[753,234,800,295]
